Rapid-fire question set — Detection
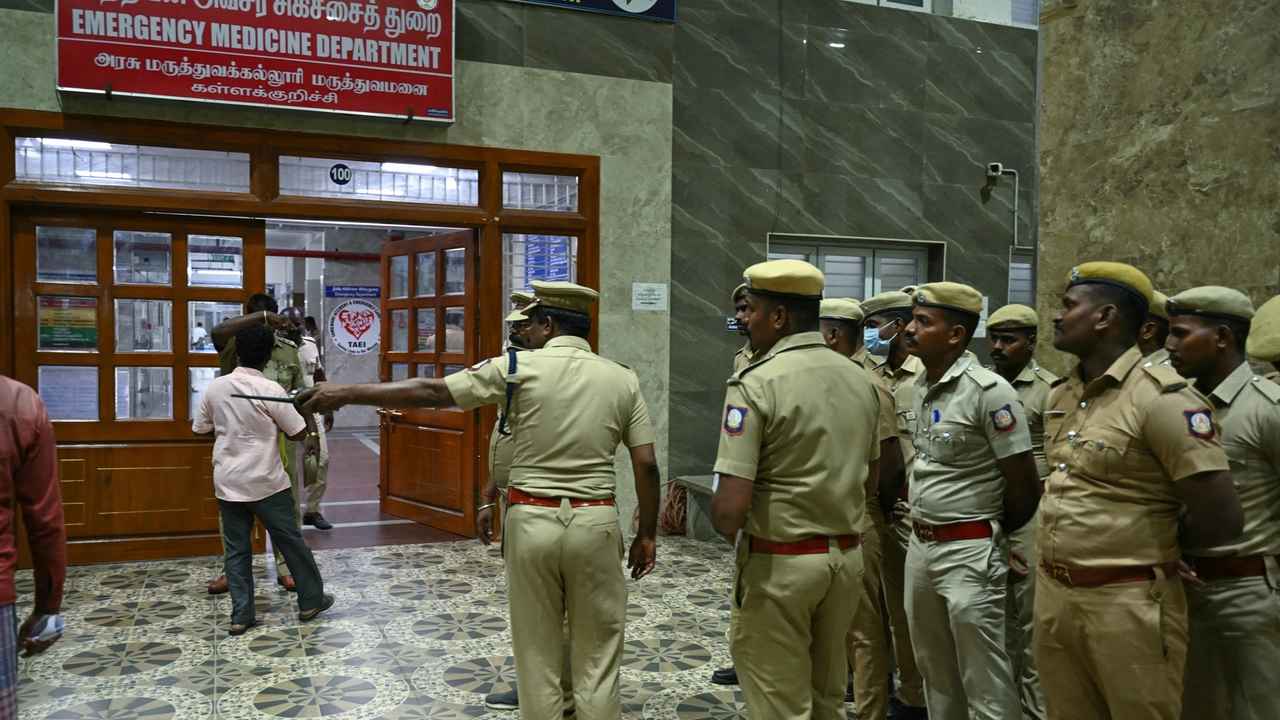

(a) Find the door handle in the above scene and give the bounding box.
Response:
[376,408,403,419]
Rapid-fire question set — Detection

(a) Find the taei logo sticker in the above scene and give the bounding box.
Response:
[328,299,381,355]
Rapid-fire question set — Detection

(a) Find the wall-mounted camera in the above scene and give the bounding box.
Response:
[987,162,1004,177]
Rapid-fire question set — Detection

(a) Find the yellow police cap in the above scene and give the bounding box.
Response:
[1167,286,1255,323]
[819,298,864,323]
[899,285,919,295]
[842,298,864,314]
[862,291,913,318]
[987,303,1038,330]
[731,283,748,303]
[1066,262,1154,304]
[914,282,984,317]
[504,290,535,322]
[1148,291,1171,323]
[742,259,824,299]
[523,280,599,316]
[1246,295,1280,362]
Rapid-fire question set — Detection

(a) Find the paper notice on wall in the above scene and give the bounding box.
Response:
[632,283,668,311]
[38,365,99,420]
[974,296,990,339]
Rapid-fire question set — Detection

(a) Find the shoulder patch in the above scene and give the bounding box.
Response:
[1184,409,1216,440]
[723,405,749,436]
[989,404,1018,433]
[1142,362,1188,392]
[467,358,491,372]
[1248,375,1280,404]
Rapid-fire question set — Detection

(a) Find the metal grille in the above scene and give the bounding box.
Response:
[1012,0,1038,26]
[1009,261,1035,305]
[502,172,579,212]
[823,255,867,300]
[278,156,479,206]
[879,258,920,294]
[15,137,250,193]
[503,234,578,315]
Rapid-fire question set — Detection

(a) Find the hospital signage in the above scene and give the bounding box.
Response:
[503,0,674,22]
[56,0,455,121]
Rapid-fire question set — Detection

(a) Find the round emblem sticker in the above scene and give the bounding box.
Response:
[727,408,743,429]
[416,0,437,9]
[612,0,658,12]
[328,299,381,355]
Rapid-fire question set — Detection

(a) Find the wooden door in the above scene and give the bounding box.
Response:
[379,229,478,536]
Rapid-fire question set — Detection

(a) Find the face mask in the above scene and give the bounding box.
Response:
[864,325,897,356]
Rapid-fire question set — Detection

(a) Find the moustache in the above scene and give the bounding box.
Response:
[990,352,1006,360]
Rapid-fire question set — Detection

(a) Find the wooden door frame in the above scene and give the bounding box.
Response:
[0,109,599,562]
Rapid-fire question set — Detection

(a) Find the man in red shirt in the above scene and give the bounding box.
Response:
[0,375,68,715]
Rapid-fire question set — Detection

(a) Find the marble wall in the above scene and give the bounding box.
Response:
[1036,0,1280,374]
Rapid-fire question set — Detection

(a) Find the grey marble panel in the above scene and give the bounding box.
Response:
[923,113,1033,185]
[800,0,928,42]
[674,6,781,94]
[802,174,926,239]
[924,42,1035,123]
[456,0,524,68]
[925,13,1037,59]
[804,26,927,110]
[0,0,49,13]
[802,101,925,182]
[941,249,1012,307]
[524,4,673,83]
[922,182,1033,256]
[668,305,746,394]
[673,85,802,171]
[684,0,779,23]
[668,390,730,476]
[781,22,808,99]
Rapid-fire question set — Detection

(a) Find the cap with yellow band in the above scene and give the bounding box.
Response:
[1066,262,1154,305]
[913,282,984,317]
[742,259,825,299]
[1167,286,1255,323]
[819,298,864,323]
[987,303,1038,330]
[1246,295,1280,362]
[519,280,600,317]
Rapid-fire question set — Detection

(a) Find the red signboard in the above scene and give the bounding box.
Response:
[56,0,454,121]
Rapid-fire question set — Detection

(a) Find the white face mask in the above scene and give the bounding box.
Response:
[864,324,897,356]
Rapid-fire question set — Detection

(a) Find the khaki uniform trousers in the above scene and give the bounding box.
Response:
[1180,564,1280,720]
[731,538,864,720]
[905,530,1020,720]
[504,501,626,720]
[1034,564,1188,720]
[1007,515,1045,720]
[297,416,329,515]
[881,513,927,706]
[846,504,889,720]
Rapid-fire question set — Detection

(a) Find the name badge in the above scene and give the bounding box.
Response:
[905,411,916,421]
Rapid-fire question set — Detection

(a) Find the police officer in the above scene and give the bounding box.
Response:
[985,303,1058,720]
[861,291,928,718]
[1140,290,1172,362]
[1164,287,1280,720]
[1246,296,1280,381]
[820,297,907,718]
[300,281,662,720]
[901,283,1040,720]
[1036,262,1243,720]
[709,260,882,720]
[732,283,763,374]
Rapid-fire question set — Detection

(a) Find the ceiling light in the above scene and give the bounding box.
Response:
[829,42,845,48]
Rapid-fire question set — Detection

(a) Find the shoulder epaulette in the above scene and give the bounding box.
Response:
[1248,374,1280,404]
[1033,366,1060,386]
[962,364,1000,391]
[610,359,631,370]
[275,337,298,348]
[1049,375,1068,388]
[1141,361,1188,392]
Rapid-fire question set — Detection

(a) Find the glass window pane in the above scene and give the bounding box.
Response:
[391,363,409,382]
[115,367,173,420]
[444,248,466,295]
[417,309,436,352]
[188,235,244,288]
[415,252,436,296]
[444,307,465,353]
[37,226,96,283]
[390,256,409,299]
[38,365,98,420]
[767,251,810,262]
[443,364,464,377]
[503,235,577,312]
[189,368,219,419]
[502,172,579,212]
[1009,261,1035,306]
[822,255,866,300]
[189,302,242,352]
[879,257,921,293]
[390,309,409,352]
[115,299,173,352]
[15,137,251,193]
[277,156,479,206]
[38,296,98,351]
[114,231,172,285]
[417,364,436,378]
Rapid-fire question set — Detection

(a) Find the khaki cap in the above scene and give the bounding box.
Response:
[819,298,865,323]
[742,259,825,299]
[1066,262,1154,305]
[899,285,919,295]
[505,290,535,322]
[731,283,748,303]
[914,282,984,317]
[1148,291,1171,323]
[1167,286,1255,323]
[1246,296,1280,362]
[522,280,599,316]
[862,291,914,318]
[987,303,1038,330]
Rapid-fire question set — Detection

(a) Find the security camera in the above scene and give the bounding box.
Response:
[987,163,1004,177]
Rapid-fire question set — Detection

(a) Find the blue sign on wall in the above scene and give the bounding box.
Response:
[326,285,381,298]
[506,0,675,23]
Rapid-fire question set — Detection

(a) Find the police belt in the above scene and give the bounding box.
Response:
[1183,554,1279,581]
[1041,560,1177,587]
[506,487,614,509]
[912,520,993,543]
[749,534,860,555]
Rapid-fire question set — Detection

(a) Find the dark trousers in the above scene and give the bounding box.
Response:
[219,488,325,623]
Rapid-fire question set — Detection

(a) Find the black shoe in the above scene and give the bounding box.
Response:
[888,673,897,698]
[888,697,929,719]
[845,680,854,703]
[304,513,333,530]
[485,687,518,710]
[710,666,738,686]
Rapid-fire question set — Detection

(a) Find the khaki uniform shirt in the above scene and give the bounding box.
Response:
[1188,363,1280,558]
[217,336,306,394]
[999,362,1059,482]
[851,346,885,373]
[1146,347,1172,367]
[732,341,764,374]
[446,336,653,500]
[1038,347,1230,567]
[1265,370,1280,383]
[714,332,882,543]
[875,354,926,486]
[487,346,529,489]
[909,354,1032,525]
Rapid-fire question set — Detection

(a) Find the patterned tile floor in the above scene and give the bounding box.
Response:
[11,536,806,720]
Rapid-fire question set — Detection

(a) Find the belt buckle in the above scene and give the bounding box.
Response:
[917,524,935,542]
[1050,564,1073,585]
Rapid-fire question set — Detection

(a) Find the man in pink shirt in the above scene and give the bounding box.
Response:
[193,324,333,634]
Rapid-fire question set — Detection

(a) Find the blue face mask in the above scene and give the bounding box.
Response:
[864,324,897,356]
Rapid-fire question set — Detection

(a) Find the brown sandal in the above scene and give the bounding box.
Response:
[298,594,335,622]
